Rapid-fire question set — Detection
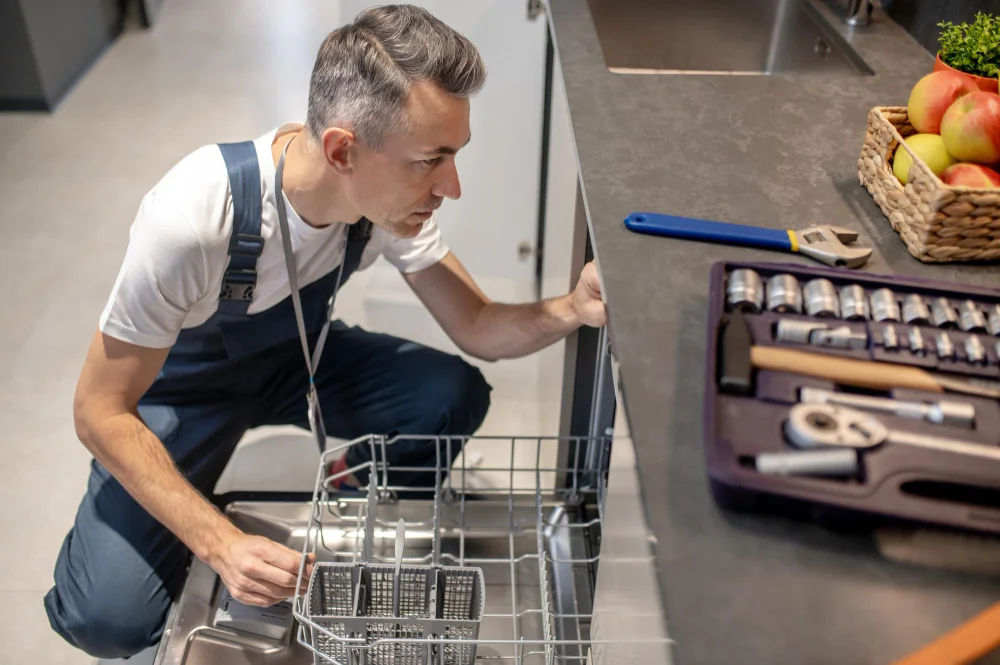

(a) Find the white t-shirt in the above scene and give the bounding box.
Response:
[99,123,449,349]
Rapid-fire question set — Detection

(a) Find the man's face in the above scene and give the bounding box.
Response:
[346,81,471,238]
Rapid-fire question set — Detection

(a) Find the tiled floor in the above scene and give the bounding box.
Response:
[0,2,565,663]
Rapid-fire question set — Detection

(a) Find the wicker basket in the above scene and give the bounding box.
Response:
[858,106,1000,262]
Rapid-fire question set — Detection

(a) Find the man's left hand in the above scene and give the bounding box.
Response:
[572,261,607,328]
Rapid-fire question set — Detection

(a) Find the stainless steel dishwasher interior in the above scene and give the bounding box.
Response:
[586,0,875,76]
[154,435,608,665]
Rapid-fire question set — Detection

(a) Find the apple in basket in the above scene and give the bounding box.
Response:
[907,71,979,134]
[940,91,1000,164]
[940,163,1000,188]
[892,134,957,185]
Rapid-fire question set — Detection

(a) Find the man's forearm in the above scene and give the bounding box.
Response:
[78,410,240,564]
[463,293,581,361]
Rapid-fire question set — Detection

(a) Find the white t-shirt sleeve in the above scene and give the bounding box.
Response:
[99,190,210,349]
[380,213,450,273]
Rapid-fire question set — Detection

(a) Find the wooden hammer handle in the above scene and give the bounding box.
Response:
[750,346,943,393]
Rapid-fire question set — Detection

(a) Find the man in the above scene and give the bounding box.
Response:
[45,4,606,659]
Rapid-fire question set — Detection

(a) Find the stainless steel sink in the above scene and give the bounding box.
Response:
[587,0,875,76]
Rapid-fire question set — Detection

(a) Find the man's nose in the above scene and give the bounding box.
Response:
[431,160,461,200]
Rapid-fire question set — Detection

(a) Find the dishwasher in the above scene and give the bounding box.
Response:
[153,323,672,665]
[153,433,611,665]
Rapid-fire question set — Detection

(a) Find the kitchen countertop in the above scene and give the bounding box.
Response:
[546,1,1000,664]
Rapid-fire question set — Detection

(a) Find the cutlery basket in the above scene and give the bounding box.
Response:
[305,561,485,665]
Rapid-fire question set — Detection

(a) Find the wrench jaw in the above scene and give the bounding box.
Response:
[827,226,860,244]
[793,226,873,269]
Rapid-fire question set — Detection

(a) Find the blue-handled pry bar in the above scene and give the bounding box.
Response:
[624,213,872,269]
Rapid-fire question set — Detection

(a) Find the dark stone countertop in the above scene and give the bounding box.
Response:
[547,1,1000,663]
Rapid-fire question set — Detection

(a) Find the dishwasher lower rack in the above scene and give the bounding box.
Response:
[293,434,610,665]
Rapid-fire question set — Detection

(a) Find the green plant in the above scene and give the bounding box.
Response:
[937,13,1000,79]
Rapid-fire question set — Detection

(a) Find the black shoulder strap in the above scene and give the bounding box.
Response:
[217,141,264,315]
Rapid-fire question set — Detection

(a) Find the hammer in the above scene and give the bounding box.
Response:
[717,312,1000,400]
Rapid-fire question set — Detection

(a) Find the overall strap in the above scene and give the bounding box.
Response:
[217,141,264,315]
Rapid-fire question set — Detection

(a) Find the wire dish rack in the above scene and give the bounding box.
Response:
[293,434,611,665]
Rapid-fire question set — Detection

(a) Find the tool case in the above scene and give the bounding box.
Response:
[704,261,1000,534]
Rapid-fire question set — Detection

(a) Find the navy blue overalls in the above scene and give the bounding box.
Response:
[44,140,491,659]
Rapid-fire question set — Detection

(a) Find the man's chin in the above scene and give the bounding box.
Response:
[376,217,424,239]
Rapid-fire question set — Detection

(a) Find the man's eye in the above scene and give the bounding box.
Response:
[421,157,441,166]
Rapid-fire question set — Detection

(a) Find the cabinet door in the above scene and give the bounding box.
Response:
[340,1,548,288]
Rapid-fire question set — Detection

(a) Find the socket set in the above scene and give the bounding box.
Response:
[705,261,1000,534]
[725,267,1000,376]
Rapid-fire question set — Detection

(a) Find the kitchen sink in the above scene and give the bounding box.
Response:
[587,0,875,76]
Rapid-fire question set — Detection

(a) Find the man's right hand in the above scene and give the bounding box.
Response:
[74,332,318,610]
[211,531,315,606]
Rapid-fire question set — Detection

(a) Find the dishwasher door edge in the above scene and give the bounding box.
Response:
[589,358,674,665]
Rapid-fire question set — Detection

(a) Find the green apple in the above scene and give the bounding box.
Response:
[893,134,957,185]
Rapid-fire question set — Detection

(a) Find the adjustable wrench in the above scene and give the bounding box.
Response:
[623,213,872,268]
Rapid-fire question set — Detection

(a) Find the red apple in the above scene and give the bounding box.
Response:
[940,91,1000,164]
[940,163,1000,188]
[907,71,979,134]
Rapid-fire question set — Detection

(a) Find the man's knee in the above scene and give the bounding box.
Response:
[44,582,168,659]
[45,501,176,660]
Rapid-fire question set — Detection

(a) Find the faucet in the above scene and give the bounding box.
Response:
[842,0,874,26]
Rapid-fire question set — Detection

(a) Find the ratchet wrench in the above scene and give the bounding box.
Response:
[799,387,975,428]
[785,403,1000,462]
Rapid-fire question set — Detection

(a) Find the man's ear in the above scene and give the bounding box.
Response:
[320,127,355,175]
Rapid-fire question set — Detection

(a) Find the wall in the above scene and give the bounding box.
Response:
[0,0,46,108]
[885,0,997,55]
[0,0,120,110]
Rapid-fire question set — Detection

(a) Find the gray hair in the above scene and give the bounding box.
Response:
[306,5,487,149]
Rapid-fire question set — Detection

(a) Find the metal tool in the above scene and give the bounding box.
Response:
[902,294,931,325]
[755,448,859,477]
[775,319,866,349]
[717,312,755,395]
[936,332,955,360]
[870,288,900,322]
[989,304,1000,336]
[908,327,925,355]
[931,297,958,329]
[800,386,975,428]
[809,327,866,350]
[958,300,988,333]
[766,273,802,313]
[882,324,899,351]
[966,336,986,365]
[785,403,1000,462]
[839,284,869,320]
[726,269,763,312]
[803,279,839,317]
[623,213,872,268]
